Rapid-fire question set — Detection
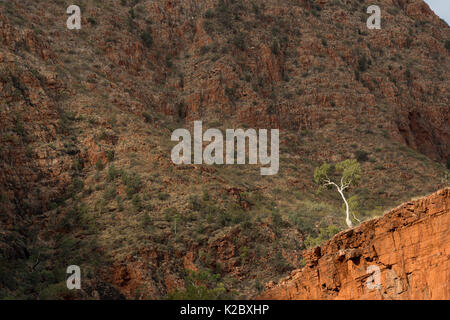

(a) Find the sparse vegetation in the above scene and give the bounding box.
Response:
[141,26,153,48]
[167,270,232,300]
[304,225,340,248]
[1,0,447,300]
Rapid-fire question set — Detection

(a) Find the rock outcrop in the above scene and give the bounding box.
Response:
[259,188,450,300]
[0,0,449,299]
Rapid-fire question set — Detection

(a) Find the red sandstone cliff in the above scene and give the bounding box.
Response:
[259,188,450,300]
[1,0,449,300]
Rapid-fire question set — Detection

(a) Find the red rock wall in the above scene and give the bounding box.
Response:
[259,188,450,300]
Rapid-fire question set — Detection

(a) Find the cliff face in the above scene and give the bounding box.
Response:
[0,0,449,299]
[259,188,450,300]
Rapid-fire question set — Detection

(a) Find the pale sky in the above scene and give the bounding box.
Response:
[424,0,450,25]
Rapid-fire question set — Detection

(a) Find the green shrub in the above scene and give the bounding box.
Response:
[355,150,369,162]
[445,40,450,51]
[188,195,202,211]
[215,1,233,30]
[106,150,115,162]
[142,112,152,123]
[273,252,292,273]
[141,27,153,48]
[87,17,97,25]
[103,185,117,201]
[132,194,142,211]
[72,158,82,171]
[167,270,231,300]
[157,192,169,201]
[121,171,142,198]
[66,178,84,198]
[202,189,210,201]
[387,7,400,16]
[14,116,25,136]
[40,282,74,300]
[141,213,153,229]
[204,9,214,19]
[225,86,238,102]
[271,210,283,230]
[358,55,368,72]
[239,246,249,263]
[26,145,33,158]
[95,158,104,171]
[203,20,214,34]
[304,225,340,248]
[200,45,210,55]
[106,165,118,182]
[271,40,279,55]
[233,33,246,50]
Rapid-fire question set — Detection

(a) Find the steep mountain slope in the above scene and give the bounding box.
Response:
[0,0,448,299]
[259,188,449,300]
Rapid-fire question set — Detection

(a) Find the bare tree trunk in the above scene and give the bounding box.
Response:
[337,187,353,228]
[325,180,355,228]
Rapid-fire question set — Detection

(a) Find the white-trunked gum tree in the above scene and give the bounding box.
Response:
[314,159,362,228]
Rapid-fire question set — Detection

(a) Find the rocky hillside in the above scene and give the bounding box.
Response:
[259,188,449,300]
[0,0,448,299]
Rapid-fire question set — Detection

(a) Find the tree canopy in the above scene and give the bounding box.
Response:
[314,159,361,189]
